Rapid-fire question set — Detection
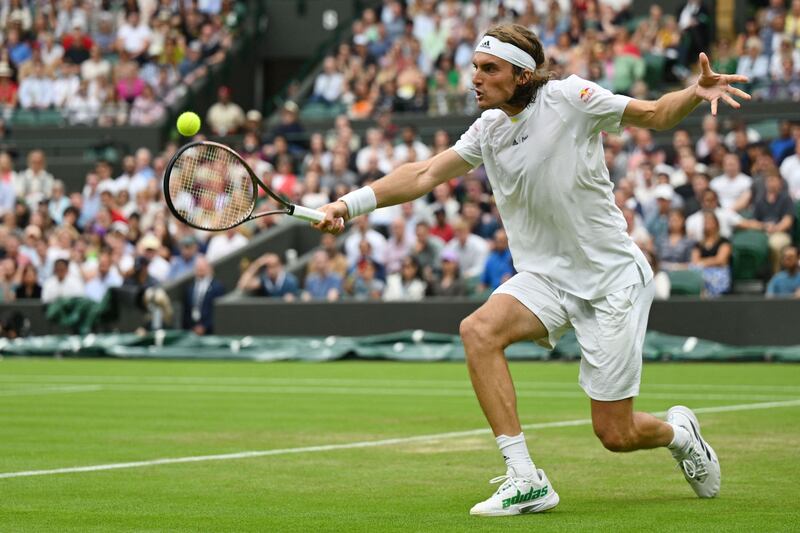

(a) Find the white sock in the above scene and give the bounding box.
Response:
[496,433,536,479]
[667,423,692,453]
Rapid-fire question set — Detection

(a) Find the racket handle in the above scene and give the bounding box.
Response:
[291,204,326,223]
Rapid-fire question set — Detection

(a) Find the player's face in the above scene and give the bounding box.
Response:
[472,53,518,111]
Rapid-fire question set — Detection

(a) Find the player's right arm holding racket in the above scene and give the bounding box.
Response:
[315,148,473,233]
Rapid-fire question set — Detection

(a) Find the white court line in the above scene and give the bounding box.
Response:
[1,398,799,480]
[1,374,799,393]
[11,383,790,402]
[0,385,103,397]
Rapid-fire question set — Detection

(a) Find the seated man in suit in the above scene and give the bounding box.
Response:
[182,255,225,335]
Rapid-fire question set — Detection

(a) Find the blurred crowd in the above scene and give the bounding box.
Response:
[307,0,800,119]
[0,0,242,126]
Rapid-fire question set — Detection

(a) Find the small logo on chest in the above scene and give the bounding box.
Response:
[512,134,529,146]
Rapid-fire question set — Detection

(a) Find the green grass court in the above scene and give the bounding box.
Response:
[1,358,799,532]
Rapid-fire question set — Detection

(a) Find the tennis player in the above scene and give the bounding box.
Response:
[315,24,749,516]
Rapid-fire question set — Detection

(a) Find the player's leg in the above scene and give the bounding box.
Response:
[571,280,720,497]
[590,398,673,451]
[459,293,547,437]
[462,273,568,516]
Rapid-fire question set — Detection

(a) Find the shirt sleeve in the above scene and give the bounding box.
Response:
[452,116,484,168]
[558,75,632,137]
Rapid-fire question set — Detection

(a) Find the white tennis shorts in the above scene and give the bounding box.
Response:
[494,272,655,401]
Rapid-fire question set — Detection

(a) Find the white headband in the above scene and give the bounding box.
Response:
[475,35,537,72]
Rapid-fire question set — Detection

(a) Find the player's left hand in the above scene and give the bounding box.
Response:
[695,52,751,116]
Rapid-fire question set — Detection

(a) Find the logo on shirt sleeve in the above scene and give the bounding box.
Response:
[579,87,595,103]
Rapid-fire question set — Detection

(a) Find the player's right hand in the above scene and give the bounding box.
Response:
[313,201,348,234]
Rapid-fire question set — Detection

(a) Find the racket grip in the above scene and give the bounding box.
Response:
[291,204,326,223]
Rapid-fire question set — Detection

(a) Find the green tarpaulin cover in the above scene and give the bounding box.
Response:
[0,330,798,362]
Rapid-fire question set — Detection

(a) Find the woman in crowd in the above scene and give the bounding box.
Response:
[656,208,695,271]
[383,255,426,301]
[15,263,41,299]
[427,249,465,297]
[691,212,732,296]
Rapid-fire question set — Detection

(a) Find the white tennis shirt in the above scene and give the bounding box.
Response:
[453,75,652,300]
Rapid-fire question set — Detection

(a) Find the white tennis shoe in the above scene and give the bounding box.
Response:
[469,468,559,516]
[667,405,721,498]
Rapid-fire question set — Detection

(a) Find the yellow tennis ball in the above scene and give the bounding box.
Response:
[177,112,201,136]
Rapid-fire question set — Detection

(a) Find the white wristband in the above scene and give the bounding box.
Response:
[339,186,377,219]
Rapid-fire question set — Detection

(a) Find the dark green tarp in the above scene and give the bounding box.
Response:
[0,330,799,362]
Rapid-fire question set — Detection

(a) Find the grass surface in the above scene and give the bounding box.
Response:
[1,358,799,532]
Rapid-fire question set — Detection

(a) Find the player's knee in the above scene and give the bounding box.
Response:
[459,315,494,350]
[594,426,634,452]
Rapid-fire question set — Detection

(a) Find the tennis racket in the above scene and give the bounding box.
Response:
[163,140,326,231]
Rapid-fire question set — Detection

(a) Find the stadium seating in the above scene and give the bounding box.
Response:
[667,270,704,297]
[731,231,770,281]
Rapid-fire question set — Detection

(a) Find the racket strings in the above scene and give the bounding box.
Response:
[168,144,255,230]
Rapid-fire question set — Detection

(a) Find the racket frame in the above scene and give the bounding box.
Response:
[163,140,323,231]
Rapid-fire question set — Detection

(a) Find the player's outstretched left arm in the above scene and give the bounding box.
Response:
[622,52,751,131]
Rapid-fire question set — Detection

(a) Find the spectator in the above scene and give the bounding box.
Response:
[686,190,744,241]
[302,250,342,301]
[83,252,123,302]
[683,172,711,216]
[443,218,489,279]
[238,253,299,300]
[656,209,695,271]
[319,232,349,278]
[206,227,248,262]
[766,245,800,297]
[206,85,245,136]
[42,258,84,303]
[129,84,166,126]
[411,220,444,275]
[116,10,152,61]
[690,212,732,297]
[383,217,412,275]
[710,154,753,211]
[0,257,18,301]
[62,23,92,64]
[81,44,111,81]
[347,258,385,300]
[393,125,432,166]
[18,62,54,110]
[15,150,54,207]
[182,255,225,335]
[779,138,800,200]
[645,184,675,242]
[66,79,101,125]
[344,215,387,266]
[116,61,146,104]
[15,264,41,300]
[139,233,170,282]
[168,235,200,280]
[0,62,18,112]
[47,181,70,225]
[430,206,454,243]
[479,229,514,292]
[427,248,466,297]
[384,255,427,301]
[739,172,795,273]
[6,27,32,67]
[311,56,345,105]
[736,37,769,86]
